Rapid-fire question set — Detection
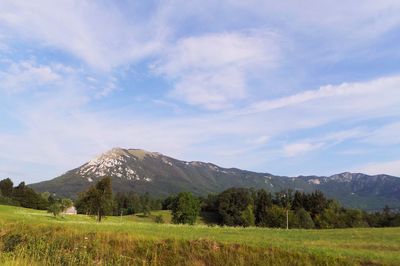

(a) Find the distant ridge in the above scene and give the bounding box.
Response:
[29,148,400,209]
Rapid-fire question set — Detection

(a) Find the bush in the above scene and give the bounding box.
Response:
[294,208,315,229]
[48,203,62,217]
[265,205,286,228]
[154,215,165,224]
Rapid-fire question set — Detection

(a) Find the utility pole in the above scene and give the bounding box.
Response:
[283,189,290,230]
[286,209,289,230]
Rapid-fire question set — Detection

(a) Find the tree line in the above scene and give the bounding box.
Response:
[195,187,400,228]
[0,178,51,209]
[0,178,76,217]
[74,177,201,224]
[74,177,164,221]
[1,177,399,228]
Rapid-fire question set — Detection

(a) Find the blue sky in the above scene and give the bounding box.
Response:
[1,1,400,184]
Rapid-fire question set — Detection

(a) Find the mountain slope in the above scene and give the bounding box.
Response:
[29,148,400,209]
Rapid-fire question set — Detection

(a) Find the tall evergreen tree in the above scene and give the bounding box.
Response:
[292,191,305,210]
[309,190,328,218]
[255,189,272,226]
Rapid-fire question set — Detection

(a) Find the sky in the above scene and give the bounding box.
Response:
[1,1,400,184]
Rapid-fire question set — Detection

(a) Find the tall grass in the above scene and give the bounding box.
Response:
[1,223,359,266]
[1,205,399,265]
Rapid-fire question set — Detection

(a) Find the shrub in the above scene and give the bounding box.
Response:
[48,203,62,217]
[154,215,165,224]
[295,208,315,229]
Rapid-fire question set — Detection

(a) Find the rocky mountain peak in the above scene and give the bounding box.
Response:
[329,172,354,182]
[76,148,153,183]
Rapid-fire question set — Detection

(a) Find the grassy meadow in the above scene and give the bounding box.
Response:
[0,204,399,265]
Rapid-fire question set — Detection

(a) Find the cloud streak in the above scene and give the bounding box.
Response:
[153,30,281,109]
[355,160,400,177]
[0,60,61,93]
[0,0,167,71]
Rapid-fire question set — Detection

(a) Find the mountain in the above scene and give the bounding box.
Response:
[29,148,400,209]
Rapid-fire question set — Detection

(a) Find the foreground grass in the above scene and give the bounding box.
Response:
[1,205,399,265]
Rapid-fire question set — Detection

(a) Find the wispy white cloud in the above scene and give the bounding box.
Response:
[279,128,368,157]
[320,129,368,144]
[0,60,61,93]
[229,0,400,38]
[0,34,9,52]
[283,142,323,157]
[362,122,400,146]
[155,31,279,76]
[153,30,281,109]
[0,0,167,71]
[242,75,400,115]
[247,135,270,145]
[155,0,400,69]
[169,68,247,110]
[355,160,400,177]
[0,57,120,102]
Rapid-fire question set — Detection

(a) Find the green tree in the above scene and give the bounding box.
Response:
[274,190,293,208]
[114,192,129,215]
[127,192,141,214]
[294,208,315,229]
[380,205,393,227]
[218,188,254,227]
[140,192,152,217]
[0,178,13,197]
[308,190,328,218]
[76,177,113,222]
[171,192,200,225]
[47,203,62,217]
[162,194,177,210]
[201,193,219,212]
[241,204,255,227]
[40,192,50,201]
[292,191,305,210]
[314,201,345,228]
[255,189,272,226]
[342,209,367,228]
[47,198,73,217]
[265,205,287,228]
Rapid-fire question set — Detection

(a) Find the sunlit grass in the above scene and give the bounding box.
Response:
[1,204,399,265]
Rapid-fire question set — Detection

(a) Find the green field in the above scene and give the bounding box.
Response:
[0,205,399,265]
